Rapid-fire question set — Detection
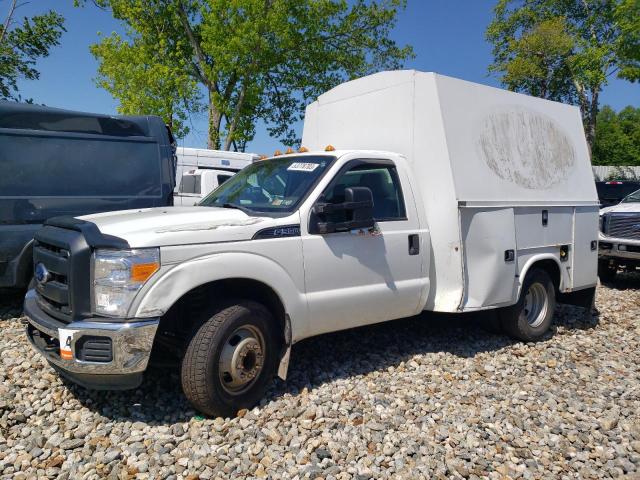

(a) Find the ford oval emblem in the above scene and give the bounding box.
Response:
[35,263,51,284]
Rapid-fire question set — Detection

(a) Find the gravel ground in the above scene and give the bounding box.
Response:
[1,275,639,480]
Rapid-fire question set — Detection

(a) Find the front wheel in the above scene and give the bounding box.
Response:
[181,300,278,417]
[500,268,556,342]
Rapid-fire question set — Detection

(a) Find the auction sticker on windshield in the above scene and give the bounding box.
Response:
[288,162,319,172]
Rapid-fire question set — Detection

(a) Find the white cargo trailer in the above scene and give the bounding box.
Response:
[25,71,599,417]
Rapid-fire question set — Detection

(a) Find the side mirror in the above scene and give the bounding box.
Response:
[312,186,375,234]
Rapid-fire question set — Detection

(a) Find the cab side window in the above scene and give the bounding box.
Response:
[322,163,406,221]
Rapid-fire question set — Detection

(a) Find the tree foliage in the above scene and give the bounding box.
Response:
[0,0,65,101]
[90,0,413,148]
[89,3,202,139]
[486,0,640,150]
[593,105,640,166]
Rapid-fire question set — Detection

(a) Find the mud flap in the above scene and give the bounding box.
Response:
[277,314,292,380]
[558,286,596,311]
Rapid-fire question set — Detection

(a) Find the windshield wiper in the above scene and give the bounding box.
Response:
[221,202,254,215]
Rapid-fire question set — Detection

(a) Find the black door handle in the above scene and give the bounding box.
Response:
[408,234,420,255]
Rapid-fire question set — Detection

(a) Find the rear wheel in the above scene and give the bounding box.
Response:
[181,300,278,417]
[500,268,556,342]
[597,260,617,282]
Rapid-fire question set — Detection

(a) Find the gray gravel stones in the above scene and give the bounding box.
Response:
[1,274,639,479]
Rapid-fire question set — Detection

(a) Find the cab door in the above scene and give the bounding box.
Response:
[301,159,426,337]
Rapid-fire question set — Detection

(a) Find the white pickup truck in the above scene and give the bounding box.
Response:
[173,147,259,206]
[174,169,234,206]
[598,188,640,280]
[25,71,599,417]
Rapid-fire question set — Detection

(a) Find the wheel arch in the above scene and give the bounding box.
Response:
[134,252,304,379]
[517,255,565,299]
[132,252,305,324]
[156,277,286,336]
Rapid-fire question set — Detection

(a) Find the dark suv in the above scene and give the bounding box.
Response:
[0,101,176,289]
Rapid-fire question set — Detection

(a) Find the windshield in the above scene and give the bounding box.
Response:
[200,155,335,213]
[621,189,640,204]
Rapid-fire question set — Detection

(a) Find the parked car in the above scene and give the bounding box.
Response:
[24,71,598,417]
[174,147,258,205]
[598,188,640,280]
[595,181,640,208]
[0,101,176,290]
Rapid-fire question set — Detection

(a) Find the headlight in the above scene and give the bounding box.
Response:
[92,248,160,317]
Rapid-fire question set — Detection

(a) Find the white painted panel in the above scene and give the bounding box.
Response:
[461,208,517,308]
[514,207,573,249]
[572,206,599,289]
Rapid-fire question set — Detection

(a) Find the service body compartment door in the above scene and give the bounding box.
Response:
[460,207,517,309]
[572,206,599,289]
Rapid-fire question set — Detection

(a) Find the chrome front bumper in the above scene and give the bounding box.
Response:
[599,234,640,262]
[24,289,159,389]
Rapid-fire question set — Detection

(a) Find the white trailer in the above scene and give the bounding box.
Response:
[25,71,599,417]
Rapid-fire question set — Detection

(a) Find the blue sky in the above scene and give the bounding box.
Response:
[14,0,640,154]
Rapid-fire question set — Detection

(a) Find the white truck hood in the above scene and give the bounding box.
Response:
[600,203,640,215]
[78,207,275,248]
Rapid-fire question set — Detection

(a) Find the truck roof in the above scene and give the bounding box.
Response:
[176,147,259,161]
[263,149,401,161]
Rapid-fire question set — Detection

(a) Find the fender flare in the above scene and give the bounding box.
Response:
[517,253,567,298]
[131,251,308,342]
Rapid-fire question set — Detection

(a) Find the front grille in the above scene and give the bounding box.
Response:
[33,225,92,323]
[34,240,71,320]
[604,213,640,240]
[76,336,112,362]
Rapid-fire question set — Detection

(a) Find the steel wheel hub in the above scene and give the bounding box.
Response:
[219,326,265,394]
[523,282,548,328]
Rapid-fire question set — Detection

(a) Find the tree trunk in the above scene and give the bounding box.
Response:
[223,81,248,151]
[573,80,593,157]
[585,89,599,155]
[207,92,222,150]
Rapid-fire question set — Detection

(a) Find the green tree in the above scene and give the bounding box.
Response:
[593,105,640,166]
[0,0,66,101]
[487,0,640,151]
[90,5,202,139]
[90,0,413,149]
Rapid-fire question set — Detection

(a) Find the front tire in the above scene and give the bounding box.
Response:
[500,268,556,342]
[181,300,278,417]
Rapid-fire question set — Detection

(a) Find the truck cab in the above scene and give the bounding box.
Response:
[173,169,234,206]
[173,147,259,205]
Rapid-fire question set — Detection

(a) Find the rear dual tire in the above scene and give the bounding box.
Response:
[499,268,556,342]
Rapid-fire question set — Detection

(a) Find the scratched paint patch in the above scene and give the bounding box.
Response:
[476,107,576,190]
[155,217,265,233]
